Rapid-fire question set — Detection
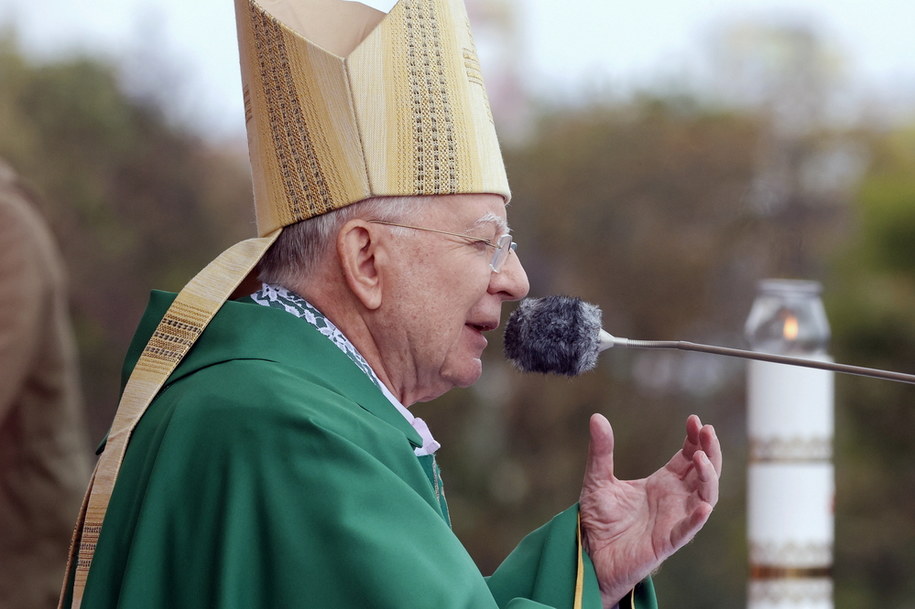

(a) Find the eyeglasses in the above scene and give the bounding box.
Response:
[369,220,518,273]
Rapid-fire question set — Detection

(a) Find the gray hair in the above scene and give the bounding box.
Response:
[256,196,428,288]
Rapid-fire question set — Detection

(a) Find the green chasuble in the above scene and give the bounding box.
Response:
[66,291,657,609]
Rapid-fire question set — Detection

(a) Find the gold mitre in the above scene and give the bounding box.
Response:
[236,0,511,237]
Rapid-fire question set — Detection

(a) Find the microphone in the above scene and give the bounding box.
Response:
[503,295,915,385]
[502,295,605,376]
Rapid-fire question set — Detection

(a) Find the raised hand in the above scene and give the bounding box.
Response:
[579,413,722,607]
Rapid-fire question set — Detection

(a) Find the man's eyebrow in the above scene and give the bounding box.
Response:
[472,212,509,234]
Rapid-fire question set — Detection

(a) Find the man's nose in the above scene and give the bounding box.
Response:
[490,251,529,301]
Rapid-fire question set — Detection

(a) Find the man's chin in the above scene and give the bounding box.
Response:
[453,358,484,389]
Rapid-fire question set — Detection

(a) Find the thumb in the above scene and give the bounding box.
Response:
[584,413,616,482]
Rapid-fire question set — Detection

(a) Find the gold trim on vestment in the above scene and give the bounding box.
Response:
[62,232,280,609]
[575,512,584,609]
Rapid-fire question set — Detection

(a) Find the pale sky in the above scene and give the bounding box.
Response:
[3,0,915,138]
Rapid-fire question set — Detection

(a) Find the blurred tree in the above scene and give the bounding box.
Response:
[826,125,915,606]
[0,33,252,439]
[705,20,860,280]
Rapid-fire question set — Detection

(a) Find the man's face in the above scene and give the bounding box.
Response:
[375,194,529,404]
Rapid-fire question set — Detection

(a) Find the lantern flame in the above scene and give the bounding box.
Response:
[783,314,799,341]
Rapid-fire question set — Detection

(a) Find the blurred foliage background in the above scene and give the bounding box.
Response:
[1,12,914,608]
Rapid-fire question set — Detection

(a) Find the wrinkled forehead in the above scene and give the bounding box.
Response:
[426,192,507,215]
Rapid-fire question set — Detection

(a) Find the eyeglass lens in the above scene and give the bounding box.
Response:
[489,235,517,273]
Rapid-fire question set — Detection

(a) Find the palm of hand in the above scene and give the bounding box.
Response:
[579,414,721,606]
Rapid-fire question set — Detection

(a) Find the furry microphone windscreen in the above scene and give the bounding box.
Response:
[503,296,603,376]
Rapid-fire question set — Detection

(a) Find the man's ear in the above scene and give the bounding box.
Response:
[337,219,384,310]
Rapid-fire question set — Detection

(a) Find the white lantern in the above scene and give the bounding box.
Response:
[745,279,834,609]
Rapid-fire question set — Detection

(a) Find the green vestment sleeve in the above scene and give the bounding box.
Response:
[66,292,656,609]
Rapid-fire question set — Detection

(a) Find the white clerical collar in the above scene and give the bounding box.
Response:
[250,284,440,456]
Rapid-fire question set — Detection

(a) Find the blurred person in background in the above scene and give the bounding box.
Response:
[0,158,92,609]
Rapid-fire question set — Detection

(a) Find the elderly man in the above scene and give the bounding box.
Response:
[60,1,721,608]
